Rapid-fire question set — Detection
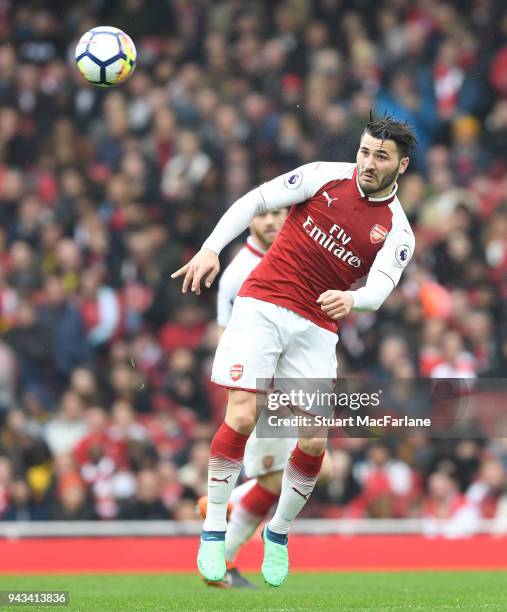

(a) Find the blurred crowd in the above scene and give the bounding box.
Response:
[0,0,506,527]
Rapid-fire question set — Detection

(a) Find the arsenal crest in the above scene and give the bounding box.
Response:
[370,224,388,244]
[230,364,243,381]
[262,455,274,470]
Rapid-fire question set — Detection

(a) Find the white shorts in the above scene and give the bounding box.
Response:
[243,431,297,478]
[212,296,338,392]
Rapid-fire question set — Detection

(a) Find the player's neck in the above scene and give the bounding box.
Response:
[367,181,397,200]
[248,235,268,253]
[355,167,399,203]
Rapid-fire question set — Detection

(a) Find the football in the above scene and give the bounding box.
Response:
[75,26,136,87]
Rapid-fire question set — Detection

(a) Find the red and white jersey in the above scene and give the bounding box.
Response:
[239,162,415,332]
[216,236,266,327]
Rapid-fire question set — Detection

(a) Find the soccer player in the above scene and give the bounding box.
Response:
[201,209,333,588]
[172,116,417,586]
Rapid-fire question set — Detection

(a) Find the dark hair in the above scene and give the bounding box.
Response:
[363,113,418,157]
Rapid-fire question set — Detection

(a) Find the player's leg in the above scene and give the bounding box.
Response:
[201,438,333,585]
[229,477,258,505]
[199,297,283,581]
[198,389,257,581]
[222,432,297,571]
[198,473,279,589]
[267,435,327,536]
[203,389,256,532]
[222,447,331,563]
[224,471,281,568]
[261,312,337,586]
[223,445,331,528]
[262,435,327,586]
[199,430,295,587]
[258,470,283,495]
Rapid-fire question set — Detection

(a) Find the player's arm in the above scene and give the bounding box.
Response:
[317,271,397,319]
[318,226,415,319]
[171,163,320,294]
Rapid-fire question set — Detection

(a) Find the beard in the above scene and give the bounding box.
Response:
[358,165,400,195]
[251,226,276,249]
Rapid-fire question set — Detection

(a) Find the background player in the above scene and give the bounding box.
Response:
[172,116,417,586]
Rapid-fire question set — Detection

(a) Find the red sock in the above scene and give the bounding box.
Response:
[210,422,250,460]
[240,482,278,517]
[204,422,250,532]
[290,443,324,476]
[268,444,324,535]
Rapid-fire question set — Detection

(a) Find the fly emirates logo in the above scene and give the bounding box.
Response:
[302,215,362,268]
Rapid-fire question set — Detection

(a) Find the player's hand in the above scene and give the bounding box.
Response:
[171,248,220,295]
[317,290,354,320]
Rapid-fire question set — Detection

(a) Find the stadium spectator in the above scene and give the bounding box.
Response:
[80,268,121,348]
[2,477,47,521]
[44,390,88,456]
[161,130,211,200]
[429,330,477,378]
[351,442,417,518]
[466,458,506,519]
[51,472,96,521]
[158,458,196,515]
[4,301,49,391]
[178,441,210,499]
[422,471,480,538]
[39,274,90,386]
[119,469,170,520]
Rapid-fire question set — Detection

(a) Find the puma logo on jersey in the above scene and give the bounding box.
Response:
[322,191,338,207]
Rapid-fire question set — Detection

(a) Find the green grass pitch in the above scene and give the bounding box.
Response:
[0,571,505,611]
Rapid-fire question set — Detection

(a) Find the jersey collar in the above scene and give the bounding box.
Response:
[245,235,266,258]
[353,166,398,206]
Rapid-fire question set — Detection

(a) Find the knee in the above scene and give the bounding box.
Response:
[298,437,327,457]
[225,391,257,434]
[229,410,256,433]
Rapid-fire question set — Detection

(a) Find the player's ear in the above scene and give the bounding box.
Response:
[398,156,409,175]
